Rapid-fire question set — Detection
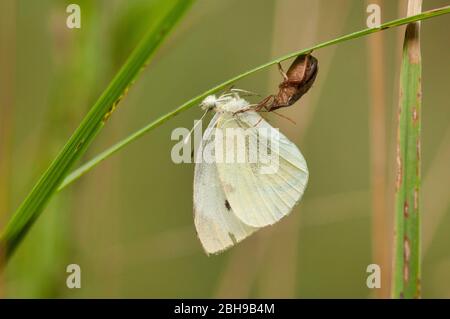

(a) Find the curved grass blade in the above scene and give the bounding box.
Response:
[59,5,450,191]
[0,0,195,261]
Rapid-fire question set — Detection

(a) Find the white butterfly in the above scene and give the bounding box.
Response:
[193,90,308,254]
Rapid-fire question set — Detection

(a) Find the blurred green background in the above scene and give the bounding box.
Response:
[0,0,449,298]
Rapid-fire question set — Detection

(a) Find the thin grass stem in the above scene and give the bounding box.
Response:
[60,5,450,191]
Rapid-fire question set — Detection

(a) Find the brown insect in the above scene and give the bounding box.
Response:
[258,53,318,112]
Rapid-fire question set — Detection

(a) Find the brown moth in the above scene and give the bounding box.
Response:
[258,53,318,112]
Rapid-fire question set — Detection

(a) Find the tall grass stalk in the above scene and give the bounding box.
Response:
[366,0,389,298]
[392,0,422,298]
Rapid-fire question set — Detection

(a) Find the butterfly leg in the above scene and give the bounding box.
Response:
[217,85,237,100]
[222,85,235,95]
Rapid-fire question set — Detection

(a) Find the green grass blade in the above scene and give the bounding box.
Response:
[0,0,195,260]
[392,0,422,299]
[59,5,450,191]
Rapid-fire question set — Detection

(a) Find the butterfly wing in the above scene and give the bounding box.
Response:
[215,111,308,227]
[193,113,257,254]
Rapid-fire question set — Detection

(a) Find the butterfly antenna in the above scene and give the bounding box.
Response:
[184,109,210,144]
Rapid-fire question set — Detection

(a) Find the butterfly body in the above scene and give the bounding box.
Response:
[200,93,249,114]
